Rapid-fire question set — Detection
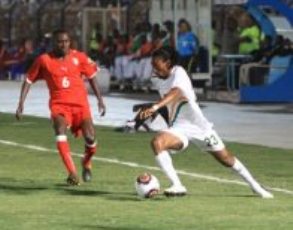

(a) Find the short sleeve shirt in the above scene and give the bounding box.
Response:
[26,49,98,106]
[156,66,212,131]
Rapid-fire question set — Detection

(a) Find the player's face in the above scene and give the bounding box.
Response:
[53,33,71,57]
[151,57,171,79]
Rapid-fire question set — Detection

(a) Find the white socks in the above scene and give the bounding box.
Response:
[232,158,261,189]
[232,157,273,198]
[155,151,182,187]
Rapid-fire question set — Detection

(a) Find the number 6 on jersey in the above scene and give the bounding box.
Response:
[62,76,70,88]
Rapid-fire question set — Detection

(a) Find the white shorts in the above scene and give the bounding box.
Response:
[162,124,225,153]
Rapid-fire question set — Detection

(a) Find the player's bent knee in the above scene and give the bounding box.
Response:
[151,136,165,154]
[82,129,96,144]
[84,136,96,145]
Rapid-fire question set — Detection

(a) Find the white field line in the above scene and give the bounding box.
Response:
[1,139,293,196]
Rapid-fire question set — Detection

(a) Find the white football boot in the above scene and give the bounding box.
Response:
[164,184,187,197]
[252,185,274,199]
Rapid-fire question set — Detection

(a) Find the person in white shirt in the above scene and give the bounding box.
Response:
[139,47,273,198]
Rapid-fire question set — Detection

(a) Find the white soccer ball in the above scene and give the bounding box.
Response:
[135,173,160,198]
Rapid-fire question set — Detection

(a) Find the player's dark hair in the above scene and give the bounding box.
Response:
[178,18,192,31]
[152,47,178,67]
[52,28,69,39]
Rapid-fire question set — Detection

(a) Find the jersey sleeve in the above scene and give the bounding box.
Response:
[171,67,191,93]
[78,52,99,79]
[26,56,44,84]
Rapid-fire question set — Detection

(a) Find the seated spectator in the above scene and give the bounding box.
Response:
[133,34,154,91]
[100,35,115,72]
[89,22,103,60]
[237,14,261,55]
[239,35,292,86]
[114,33,129,88]
[122,24,144,90]
[162,20,175,48]
[176,18,199,73]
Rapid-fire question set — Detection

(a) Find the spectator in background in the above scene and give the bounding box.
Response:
[176,19,199,73]
[0,39,10,79]
[152,29,164,51]
[239,35,292,86]
[7,38,35,80]
[237,14,261,55]
[89,22,102,60]
[123,24,144,89]
[141,21,153,43]
[114,33,129,89]
[101,35,115,72]
[239,35,273,86]
[35,33,52,56]
[162,20,175,48]
[134,33,154,91]
[151,23,161,41]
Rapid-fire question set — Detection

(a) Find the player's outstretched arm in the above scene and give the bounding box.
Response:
[139,87,181,120]
[16,81,31,120]
[88,76,106,116]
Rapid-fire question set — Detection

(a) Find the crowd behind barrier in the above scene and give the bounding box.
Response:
[88,19,201,92]
[1,3,292,94]
[0,18,202,94]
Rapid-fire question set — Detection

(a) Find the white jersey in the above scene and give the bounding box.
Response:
[155,65,213,133]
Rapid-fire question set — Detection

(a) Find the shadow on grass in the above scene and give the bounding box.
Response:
[61,187,112,196]
[0,178,256,200]
[0,182,48,194]
[0,177,49,194]
[0,177,141,201]
[103,193,168,202]
[78,224,153,230]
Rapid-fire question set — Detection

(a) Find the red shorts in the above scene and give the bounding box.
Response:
[50,103,92,137]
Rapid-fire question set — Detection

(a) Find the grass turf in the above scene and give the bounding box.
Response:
[0,112,292,230]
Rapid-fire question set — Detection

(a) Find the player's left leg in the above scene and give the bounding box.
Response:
[210,148,273,198]
[81,118,97,182]
[203,131,273,198]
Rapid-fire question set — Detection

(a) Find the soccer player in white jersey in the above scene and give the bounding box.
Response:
[139,47,273,198]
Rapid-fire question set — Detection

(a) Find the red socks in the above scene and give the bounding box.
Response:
[56,135,76,175]
[82,142,97,169]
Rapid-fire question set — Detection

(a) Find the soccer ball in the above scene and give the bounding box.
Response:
[135,173,160,198]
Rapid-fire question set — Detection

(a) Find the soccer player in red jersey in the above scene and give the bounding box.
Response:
[15,29,106,185]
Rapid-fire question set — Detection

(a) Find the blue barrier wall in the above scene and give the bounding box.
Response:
[240,0,293,103]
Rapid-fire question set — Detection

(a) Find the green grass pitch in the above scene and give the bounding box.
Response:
[0,112,292,230]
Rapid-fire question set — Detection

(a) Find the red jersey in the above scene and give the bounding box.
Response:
[26,49,98,107]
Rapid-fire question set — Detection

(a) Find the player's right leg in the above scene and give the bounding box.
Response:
[151,131,188,196]
[53,114,79,186]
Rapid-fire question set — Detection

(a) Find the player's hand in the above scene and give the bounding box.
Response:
[98,100,106,116]
[138,107,156,120]
[15,103,24,120]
